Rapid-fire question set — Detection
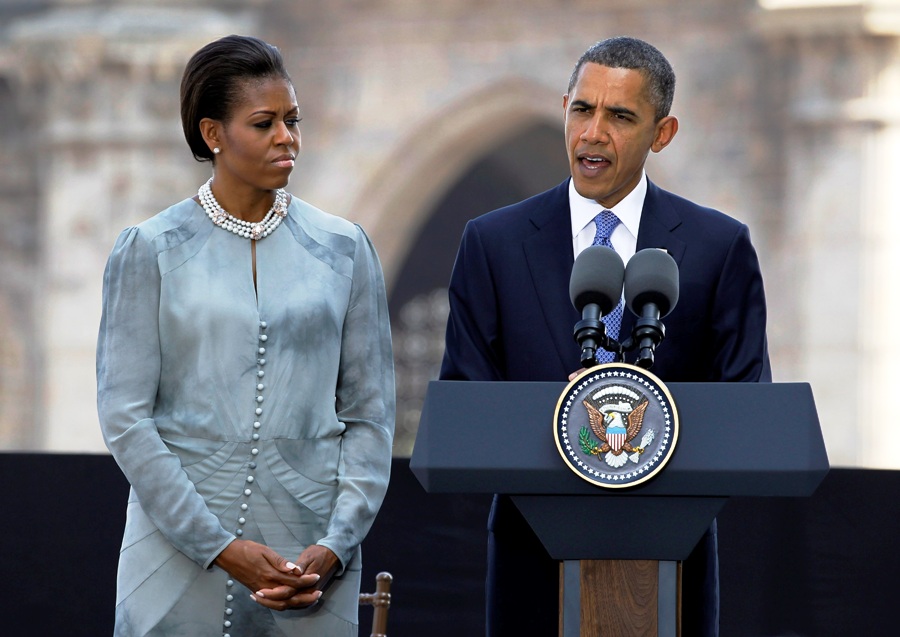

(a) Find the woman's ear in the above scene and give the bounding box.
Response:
[199,118,221,155]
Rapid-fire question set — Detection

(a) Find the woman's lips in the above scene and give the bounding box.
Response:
[273,155,295,168]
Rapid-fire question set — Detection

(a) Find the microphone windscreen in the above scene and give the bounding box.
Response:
[624,248,679,317]
[569,245,625,314]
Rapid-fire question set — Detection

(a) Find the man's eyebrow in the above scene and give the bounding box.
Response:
[569,100,639,119]
[569,99,595,110]
[606,105,638,118]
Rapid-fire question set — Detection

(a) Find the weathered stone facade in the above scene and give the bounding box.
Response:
[1,0,898,466]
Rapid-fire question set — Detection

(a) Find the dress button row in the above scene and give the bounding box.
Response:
[224,319,271,630]
[222,578,233,632]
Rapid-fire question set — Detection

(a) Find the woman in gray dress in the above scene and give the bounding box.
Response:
[97,35,395,636]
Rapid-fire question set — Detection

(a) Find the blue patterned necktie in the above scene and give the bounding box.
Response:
[591,209,623,363]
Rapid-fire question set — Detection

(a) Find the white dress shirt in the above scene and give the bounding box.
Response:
[569,171,647,264]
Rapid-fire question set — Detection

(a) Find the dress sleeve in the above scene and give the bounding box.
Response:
[709,223,772,382]
[317,225,395,568]
[96,227,235,568]
[439,220,504,381]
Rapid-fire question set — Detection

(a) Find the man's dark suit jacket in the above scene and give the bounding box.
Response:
[439,178,771,636]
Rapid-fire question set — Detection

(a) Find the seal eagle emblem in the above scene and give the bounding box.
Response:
[554,363,678,488]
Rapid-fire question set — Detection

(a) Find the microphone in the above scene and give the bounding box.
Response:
[623,248,679,369]
[569,245,625,367]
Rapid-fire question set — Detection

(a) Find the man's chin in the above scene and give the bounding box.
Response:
[571,177,611,205]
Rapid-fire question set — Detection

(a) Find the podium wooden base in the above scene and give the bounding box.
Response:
[560,560,681,637]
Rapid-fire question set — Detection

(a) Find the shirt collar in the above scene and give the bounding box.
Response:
[569,171,647,240]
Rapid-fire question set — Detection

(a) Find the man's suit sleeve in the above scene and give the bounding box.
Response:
[710,223,772,382]
[440,220,504,382]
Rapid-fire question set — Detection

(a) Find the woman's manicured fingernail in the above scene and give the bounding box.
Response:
[316,590,323,599]
[250,594,258,603]
[255,590,266,598]
[286,562,298,571]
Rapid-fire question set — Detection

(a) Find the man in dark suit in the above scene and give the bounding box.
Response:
[440,36,770,636]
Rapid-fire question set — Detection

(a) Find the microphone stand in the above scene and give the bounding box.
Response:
[619,304,666,370]
[577,306,666,370]
[574,305,624,367]
[575,304,622,369]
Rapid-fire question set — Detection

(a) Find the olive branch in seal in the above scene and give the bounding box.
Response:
[579,427,600,455]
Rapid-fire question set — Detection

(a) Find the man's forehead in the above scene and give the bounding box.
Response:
[570,64,650,105]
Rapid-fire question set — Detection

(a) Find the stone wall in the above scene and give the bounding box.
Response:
[1,0,898,466]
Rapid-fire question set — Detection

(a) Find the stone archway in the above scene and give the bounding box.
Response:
[359,80,570,454]
[350,77,565,291]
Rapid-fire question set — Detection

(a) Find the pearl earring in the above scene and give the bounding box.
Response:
[213,147,220,155]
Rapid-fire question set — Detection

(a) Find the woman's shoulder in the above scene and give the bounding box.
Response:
[106,199,207,272]
[110,198,206,255]
[287,195,360,239]
[131,198,203,243]
[283,196,382,279]
[285,195,372,261]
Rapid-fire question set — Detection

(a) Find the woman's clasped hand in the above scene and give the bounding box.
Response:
[215,540,339,610]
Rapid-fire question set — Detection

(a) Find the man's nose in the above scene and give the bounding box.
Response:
[582,114,610,144]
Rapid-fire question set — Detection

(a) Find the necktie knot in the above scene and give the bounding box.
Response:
[592,210,620,247]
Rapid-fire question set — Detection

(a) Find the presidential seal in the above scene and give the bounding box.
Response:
[554,363,678,488]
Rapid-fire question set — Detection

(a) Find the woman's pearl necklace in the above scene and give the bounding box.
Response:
[199,178,288,241]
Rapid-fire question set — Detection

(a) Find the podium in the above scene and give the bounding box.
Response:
[410,380,828,636]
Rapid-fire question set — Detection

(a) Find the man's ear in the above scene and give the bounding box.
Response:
[651,115,678,153]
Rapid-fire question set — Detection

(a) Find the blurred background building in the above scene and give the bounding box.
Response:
[2,0,900,467]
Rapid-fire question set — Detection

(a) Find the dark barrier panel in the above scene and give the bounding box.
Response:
[1,453,898,636]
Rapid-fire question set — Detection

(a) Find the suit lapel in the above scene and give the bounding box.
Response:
[621,180,686,338]
[520,180,685,369]
[522,181,580,374]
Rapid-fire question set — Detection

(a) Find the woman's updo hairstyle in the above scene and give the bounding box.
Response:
[180,34,291,162]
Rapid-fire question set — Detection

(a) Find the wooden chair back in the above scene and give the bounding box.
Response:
[358,571,392,637]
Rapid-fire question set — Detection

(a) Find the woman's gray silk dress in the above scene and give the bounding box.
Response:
[97,196,395,636]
